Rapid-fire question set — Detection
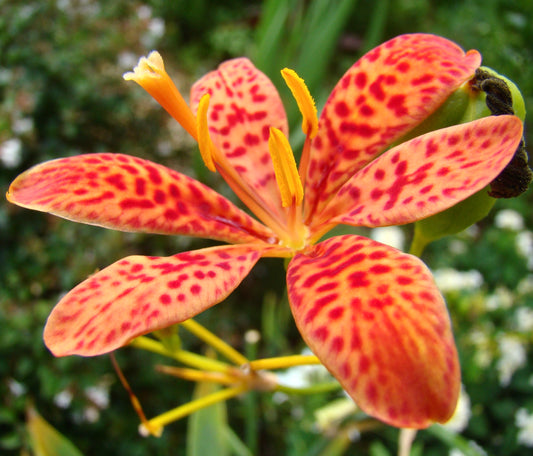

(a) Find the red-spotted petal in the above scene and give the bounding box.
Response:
[314,115,522,230]
[287,235,460,428]
[6,153,275,244]
[44,243,270,356]
[304,33,482,220]
[190,58,288,221]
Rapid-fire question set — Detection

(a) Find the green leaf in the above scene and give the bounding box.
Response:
[186,381,229,456]
[26,407,84,456]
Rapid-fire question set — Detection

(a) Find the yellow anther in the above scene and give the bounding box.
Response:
[268,127,304,207]
[281,68,318,138]
[196,94,217,172]
[123,51,198,140]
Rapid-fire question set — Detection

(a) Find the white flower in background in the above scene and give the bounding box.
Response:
[494,209,524,231]
[0,138,23,168]
[433,268,483,293]
[275,348,331,388]
[13,118,33,135]
[515,408,533,447]
[517,275,533,294]
[137,4,152,20]
[54,389,74,409]
[117,51,139,70]
[7,378,26,397]
[516,231,533,270]
[148,18,165,39]
[448,239,467,255]
[370,226,405,250]
[442,385,471,433]
[485,286,514,311]
[468,329,493,368]
[449,449,466,456]
[496,334,526,386]
[85,385,110,409]
[515,307,533,333]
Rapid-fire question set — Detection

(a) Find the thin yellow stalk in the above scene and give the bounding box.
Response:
[128,336,230,372]
[180,319,249,366]
[156,365,242,386]
[139,385,248,434]
[249,354,320,371]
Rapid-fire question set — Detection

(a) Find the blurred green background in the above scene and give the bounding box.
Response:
[1,0,532,455]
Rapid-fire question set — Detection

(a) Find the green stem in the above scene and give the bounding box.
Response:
[140,385,248,435]
[180,319,249,366]
[128,336,230,372]
[409,227,430,257]
[275,381,341,395]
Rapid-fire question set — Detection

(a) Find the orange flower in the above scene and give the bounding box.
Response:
[7,34,523,428]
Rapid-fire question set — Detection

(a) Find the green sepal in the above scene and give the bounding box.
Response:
[410,186,496,256]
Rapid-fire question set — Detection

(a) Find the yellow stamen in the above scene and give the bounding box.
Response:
[123,51,198,140]
[196,94,217,172]
[268,127,304,208]
[281,68,318,138]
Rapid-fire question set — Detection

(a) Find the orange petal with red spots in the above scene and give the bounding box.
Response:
[190,58,289,222]
[287,235,460,428]
[44,244,269,356]
[304,33,482,220]
[316,115,522,230]
[6,153,275,245]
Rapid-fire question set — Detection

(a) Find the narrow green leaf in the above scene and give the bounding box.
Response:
[186,381,229,456]
[26,407,84,456]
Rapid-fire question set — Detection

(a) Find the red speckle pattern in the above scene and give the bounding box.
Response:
[44,244,268,356]
[316,115,522,230]
[304,33,482,220]
[7,153,275,245]
[190,58,288,221]
[287,235,460,428]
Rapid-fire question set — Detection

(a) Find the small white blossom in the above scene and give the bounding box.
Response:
[494,209,524,231]
[117,51,139,70]
[85,385,110,409]
[0,138,23,168]
[7,378,26,397]
[275,348,331,388]
[515,408,533,447]
[515,307,533,332]
[485,287,514,311]
[54,389,73,409]
[469,329,493,368]
[370,226,405,250]
[496,334,527,386]
[137,5,152,20]
[449,450,466,456]
[516,231,533,269]
[433,268,483,293]
[13,118,33,135]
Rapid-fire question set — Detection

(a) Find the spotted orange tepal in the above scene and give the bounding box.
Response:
[6,34,523,428]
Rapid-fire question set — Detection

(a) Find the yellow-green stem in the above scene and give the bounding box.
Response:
[139,385,248,435]
[249,354,320,371]
[128,336,230,372]
[180,319,249,366]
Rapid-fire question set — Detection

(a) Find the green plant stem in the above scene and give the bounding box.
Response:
[180,319,249,366]
[275,381,341,395]
[129,336,230,372]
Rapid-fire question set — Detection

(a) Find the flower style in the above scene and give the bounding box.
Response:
[7,34,523,428]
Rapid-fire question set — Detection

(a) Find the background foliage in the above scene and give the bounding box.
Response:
[1,0,532,455]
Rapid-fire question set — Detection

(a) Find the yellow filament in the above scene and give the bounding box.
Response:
[281,68,318,138]
[123,51,198,140]
[196,94,217,172]
[268,127,304,208]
